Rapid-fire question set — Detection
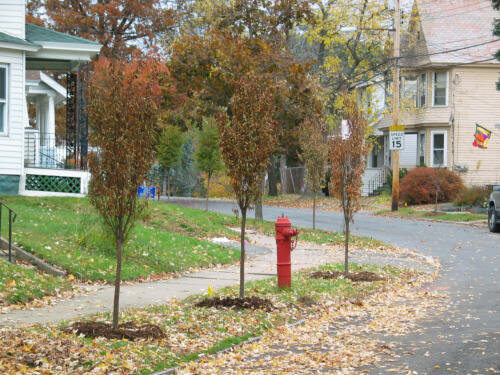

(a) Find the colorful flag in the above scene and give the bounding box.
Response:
[472,124,492,149]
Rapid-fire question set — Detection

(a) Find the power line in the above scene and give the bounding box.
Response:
[401,39,500,60]
[344,38,500,84]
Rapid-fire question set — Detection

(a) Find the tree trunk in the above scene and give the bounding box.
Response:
[162,173,167,197]
[344,217,349,277]
[255,199,263,220]
[206,173,211,211]
[268,155,278,196]
[167,173,171,199]
[239,207,247,299]
[279,154,287,194]
[112,235,123,329]
[313,193,316,230]
[255,177,265,221]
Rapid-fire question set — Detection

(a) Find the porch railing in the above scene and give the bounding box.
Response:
[0,201,17,263]
[24,131,88,170]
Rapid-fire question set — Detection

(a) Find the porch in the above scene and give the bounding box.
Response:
[18,23,100,196]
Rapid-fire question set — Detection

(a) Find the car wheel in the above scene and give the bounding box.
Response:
[489,206,499,233]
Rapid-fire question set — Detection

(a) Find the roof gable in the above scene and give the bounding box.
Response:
[410,0,500,66]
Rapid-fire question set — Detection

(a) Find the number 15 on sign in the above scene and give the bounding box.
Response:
[390,131,404,150]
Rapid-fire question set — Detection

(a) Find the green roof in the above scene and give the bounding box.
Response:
[25,23,100,45]
[0,31,37,47]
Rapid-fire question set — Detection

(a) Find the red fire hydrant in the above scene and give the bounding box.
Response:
[275,216,299,289]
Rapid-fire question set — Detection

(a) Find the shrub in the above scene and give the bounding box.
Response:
[400,167,464,205]
[454,185,492,207]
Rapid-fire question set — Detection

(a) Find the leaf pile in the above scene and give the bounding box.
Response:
[195,296,274,311]
[310,270,385,282]
[65,321,165,340]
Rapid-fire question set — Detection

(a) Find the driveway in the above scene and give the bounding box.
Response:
[165,197,500,374]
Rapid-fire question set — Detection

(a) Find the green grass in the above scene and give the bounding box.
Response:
[0,196,384,284]
[376,206,486,222]
[0,258,70,304]
[2,262,403,374]
[0,196,242,282]
[430,212,486,222]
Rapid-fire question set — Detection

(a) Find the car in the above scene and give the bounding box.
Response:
[488,186,500,233]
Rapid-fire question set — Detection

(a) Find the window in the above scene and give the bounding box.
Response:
[418,132,425,166]
[0,65,7,135]
[403,75,418,108]
[418,73,426,107]
[403,73,427,108]
[433,71,448,106]
[431,130,447,167]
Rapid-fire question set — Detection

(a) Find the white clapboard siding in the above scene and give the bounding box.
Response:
[400,133,418,167]
[0,1,25,38]
[0,48,25,176]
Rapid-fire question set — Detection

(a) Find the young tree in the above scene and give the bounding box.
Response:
[157,125,184,198]
[217,72,278,298]
[194,118,224,210]
[299,116,328,229]
[87,56,168,328]
[328,93,370,276]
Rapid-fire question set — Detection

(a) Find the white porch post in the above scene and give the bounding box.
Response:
[40,94,55,147]
[35,98,41,131]
[47,94,55,148]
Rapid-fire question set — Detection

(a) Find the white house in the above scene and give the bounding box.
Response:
[0,1,101,196]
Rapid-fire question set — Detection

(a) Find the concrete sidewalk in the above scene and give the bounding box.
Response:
[0,234,425,327]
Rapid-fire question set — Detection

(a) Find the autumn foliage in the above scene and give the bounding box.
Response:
[28,0,176,58]
[86,56,169,328]
[400,168,464,205]
[217,72,279,298]
[328,93,370,276]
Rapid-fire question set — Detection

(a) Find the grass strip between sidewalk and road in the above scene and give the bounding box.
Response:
[0,262,412,374]
[376,207,487,222]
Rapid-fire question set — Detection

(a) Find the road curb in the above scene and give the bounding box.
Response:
[152,318,306,375]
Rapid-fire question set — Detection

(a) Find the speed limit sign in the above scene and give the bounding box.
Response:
[390,131,404,150]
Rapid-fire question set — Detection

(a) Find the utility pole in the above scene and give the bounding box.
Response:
[391,0,401,212]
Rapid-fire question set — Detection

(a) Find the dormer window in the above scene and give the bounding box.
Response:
[433,71,448,106]
[0,65,7,135]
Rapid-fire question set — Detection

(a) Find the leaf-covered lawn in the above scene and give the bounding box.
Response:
[0,196,384,283]
[0,263,410,374]
[0,258,70,305]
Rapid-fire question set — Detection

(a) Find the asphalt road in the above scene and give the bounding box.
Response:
[165,197,500,374]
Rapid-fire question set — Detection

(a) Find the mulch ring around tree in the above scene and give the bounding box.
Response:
[310,270,385,282]
[195,296,274,311]
[64,321,165,340]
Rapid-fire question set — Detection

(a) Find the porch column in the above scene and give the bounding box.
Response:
[35,98,41,131]
[42,94,55,147]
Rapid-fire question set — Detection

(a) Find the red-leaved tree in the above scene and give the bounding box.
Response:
[329,93,370,276]
[28,0,176,58]
[87,56,169,328]
[217,72,279,298]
